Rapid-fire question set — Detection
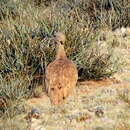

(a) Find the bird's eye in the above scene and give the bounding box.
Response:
[60,41,63,45]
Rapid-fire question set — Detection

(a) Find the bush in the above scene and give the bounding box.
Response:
[0,73,29,118]
[0,0,19,20]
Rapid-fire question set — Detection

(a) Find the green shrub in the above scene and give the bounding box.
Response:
[0,0,19,20]
[0,73,29,118]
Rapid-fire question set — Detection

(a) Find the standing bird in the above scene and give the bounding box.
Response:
[45,32,78,105]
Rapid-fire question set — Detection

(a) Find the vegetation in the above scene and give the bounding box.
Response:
[0,0,129,126]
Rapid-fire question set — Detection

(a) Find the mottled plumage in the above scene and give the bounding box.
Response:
[45,32,78,105]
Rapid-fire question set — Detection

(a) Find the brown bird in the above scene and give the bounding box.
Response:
[45,32,78,105]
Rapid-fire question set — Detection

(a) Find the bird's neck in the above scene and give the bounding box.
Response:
[56,43,67,60]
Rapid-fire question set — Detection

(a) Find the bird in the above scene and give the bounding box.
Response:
[45,32,78,105]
